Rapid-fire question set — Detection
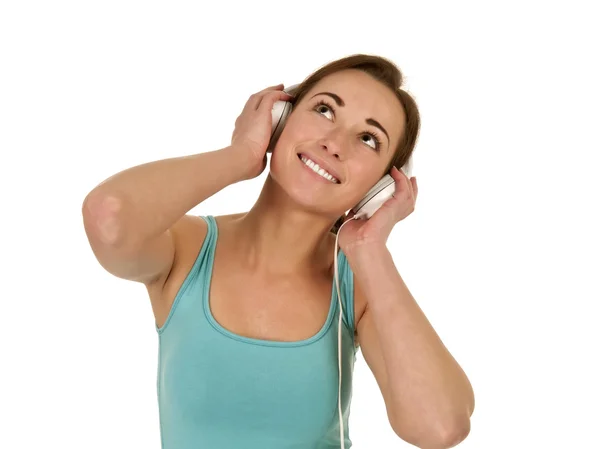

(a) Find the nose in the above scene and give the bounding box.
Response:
[317,128,347,160]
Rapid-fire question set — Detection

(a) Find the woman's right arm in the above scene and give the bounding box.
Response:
[81,84,293,286]
[81,147,245,285]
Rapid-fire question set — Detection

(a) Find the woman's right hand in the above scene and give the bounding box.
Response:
[230,84,293,180]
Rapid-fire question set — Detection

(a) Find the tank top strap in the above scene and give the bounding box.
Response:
[336,249,356,342]
[180,214,217,289]
[155,215,216,334]
[201,215,217,241]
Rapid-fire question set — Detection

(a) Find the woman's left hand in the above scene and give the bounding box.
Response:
[338,166,418,254]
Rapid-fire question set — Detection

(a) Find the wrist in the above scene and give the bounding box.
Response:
[222,144,256,181]
[343,240,388,261]
[225,144,264,181]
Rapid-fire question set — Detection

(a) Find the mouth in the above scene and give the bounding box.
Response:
[297,153,341,184]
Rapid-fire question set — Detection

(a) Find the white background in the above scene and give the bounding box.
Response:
[1,1,599,448]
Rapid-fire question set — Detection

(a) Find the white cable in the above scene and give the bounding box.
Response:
[333,216,358,449]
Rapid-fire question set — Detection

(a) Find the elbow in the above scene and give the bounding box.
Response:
[417,419,471,449]
[391,414,471,449]
[435,419,471,449]
[82,192,128,249]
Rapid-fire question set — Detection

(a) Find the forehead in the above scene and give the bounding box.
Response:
[305,69,406,146]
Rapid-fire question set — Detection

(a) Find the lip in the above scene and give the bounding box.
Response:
[297,152,343,183]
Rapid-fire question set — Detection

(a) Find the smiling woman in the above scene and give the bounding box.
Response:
[82,54,473,449]
[270,54,421,233]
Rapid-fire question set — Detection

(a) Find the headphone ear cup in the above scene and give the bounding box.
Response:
[267,100,293,153]
[351,175,396,219]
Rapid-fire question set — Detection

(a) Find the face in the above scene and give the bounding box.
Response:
[269,69,406,218]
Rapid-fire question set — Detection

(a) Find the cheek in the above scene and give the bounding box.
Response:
[348,163,387,196]
[284,110,326,139]
[270,116,306,156]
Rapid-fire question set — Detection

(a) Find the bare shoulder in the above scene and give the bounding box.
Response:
[147,212,243,329]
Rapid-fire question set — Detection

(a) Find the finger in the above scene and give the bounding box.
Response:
[389,166,406,193]
[254,83,285,97]
[256,89,294,112]
[392,166,416,202]
[256,89,293,110]
[244,84,285,112]
[262,83,284,91]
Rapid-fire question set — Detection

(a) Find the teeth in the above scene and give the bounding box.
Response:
[300,155,339,183]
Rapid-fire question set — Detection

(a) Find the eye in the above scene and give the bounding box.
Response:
[361,131,382,152]
[314,99,334,120]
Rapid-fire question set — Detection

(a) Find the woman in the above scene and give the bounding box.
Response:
[82,54,474,449]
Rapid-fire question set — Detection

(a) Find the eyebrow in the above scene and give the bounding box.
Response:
[310,91,390,144]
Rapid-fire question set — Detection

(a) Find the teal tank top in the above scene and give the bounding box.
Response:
[155,215,358,448]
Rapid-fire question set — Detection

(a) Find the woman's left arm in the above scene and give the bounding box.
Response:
[348,244,474,448]
[339,167,474,449]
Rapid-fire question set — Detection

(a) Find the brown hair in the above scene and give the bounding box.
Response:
[285,54,421,234]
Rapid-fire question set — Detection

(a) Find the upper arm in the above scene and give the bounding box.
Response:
[82,193,198,286]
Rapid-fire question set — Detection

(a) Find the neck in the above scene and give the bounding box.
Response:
[230,174,339,276]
